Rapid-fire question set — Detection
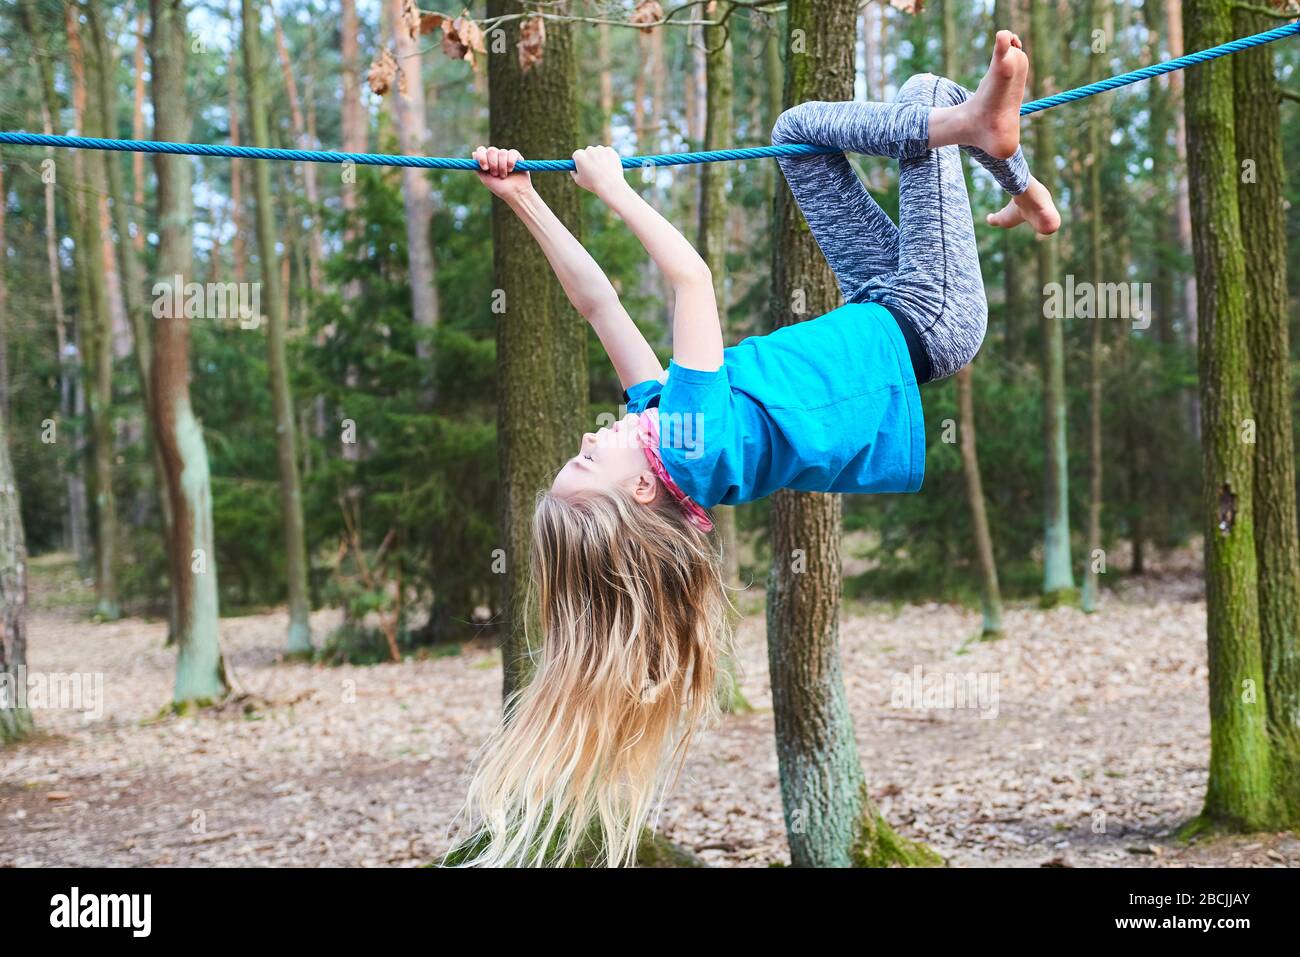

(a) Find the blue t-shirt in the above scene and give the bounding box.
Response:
[624,301,926,508]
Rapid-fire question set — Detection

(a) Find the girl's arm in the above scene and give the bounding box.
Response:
[473,146,663,391]
[570,147,724,373]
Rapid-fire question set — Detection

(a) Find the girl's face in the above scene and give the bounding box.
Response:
[551,411,659,504]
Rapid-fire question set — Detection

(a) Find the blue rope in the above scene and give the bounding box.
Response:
[2,21,1296,171]
[1019,19,1300,115]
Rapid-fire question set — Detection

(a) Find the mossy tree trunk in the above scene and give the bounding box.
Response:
[149,0,228,703]
[1232,4,1300,822]
[1029,0,1074,605]
[767,0,939,868]
[0,144,31,743]
[1182,0,1274,831]
[0,396,30,745]
[241,0,313,655]
[488,0,588,702]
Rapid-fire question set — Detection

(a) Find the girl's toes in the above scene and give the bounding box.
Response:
[986,201,1025,229]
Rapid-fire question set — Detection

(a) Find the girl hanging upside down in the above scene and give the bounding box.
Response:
[451,31,1060,868]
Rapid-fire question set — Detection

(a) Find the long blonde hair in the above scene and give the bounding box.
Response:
[448,486,731,867]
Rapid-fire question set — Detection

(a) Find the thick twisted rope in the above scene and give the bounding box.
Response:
[1,21,1297,171]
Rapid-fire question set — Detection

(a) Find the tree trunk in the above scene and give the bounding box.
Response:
[0,155,7,421]
[131,10,147,253]
[149,0,229,702]
[1081,0,1105,614]
[0,398,30,745]
[863,2,876,101]
[992,0,1019,361]
[46,127,90,565]
[389,0,439,375]
[338,0,364,459]
[227,52,248,286]
[956,366,1003,637]
[272,2,323,292]
[1142,0,1176,344]
[762,15,784,246]
[944,0,1003,639]
[87,0,178,637]
[634,30,647,146]
[23,0,92,565]
[67,3,121,620]
[700,3,739,596]
[1232,4,1300,821]
[81,14,132,365]
[241,0,313,654]
[1029,0,1074,604]
[339,0,366,212]
[699,2,749,712]
[684,24,700,148]
[1166,0,1196,345]
[768,0,939,868]
[488,0,588,702]
[1182,0,1274,831]
[598,20,614,145]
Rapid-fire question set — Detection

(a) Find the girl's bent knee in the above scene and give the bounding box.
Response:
[770,106,801,146]
[771,102,823,146]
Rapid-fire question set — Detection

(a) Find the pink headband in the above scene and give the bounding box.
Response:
[635,409,714,533]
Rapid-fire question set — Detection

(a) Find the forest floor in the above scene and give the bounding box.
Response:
[2,549,1297,868]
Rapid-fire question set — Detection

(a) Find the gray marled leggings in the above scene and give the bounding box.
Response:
[771,74,1029,382]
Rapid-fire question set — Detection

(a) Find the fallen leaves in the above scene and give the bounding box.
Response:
[518,16,545,73]
[5,546,1297,869]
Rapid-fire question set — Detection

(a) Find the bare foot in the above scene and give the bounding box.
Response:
[986,176,1062,236]
[964,31,1029,160]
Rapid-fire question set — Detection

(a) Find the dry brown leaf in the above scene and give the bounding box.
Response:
[440,11,486,69]
[455,14,487,66]
[366,48,398,96]
[889,0,926,13]
[418,12,445,35]
[630,0,663,32]
[400,0,422,39]
[517,16,545,74]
